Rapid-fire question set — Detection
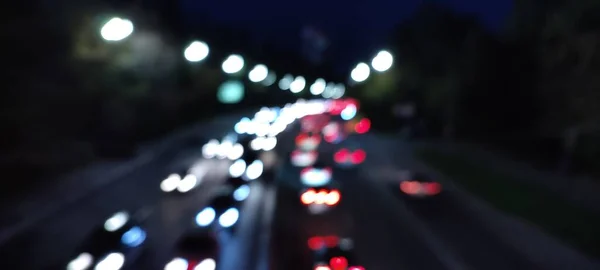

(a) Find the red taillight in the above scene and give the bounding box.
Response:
[350,149,366,164]
[423,182,442,195]
[308,236,325,250]
[330,256,348,270]
[400,181,420,195]
[324,235,339,247]
[186,260,198,270]
[324,132,337,143]
[296,133,307,141]
[355,118,371,134]
[334,149,349,163]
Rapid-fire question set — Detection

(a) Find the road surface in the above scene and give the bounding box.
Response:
[0,116,545,270]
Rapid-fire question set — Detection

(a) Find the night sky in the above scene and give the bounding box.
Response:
[180,0,513,72]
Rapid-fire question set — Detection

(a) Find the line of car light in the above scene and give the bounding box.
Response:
[301,189,340,206]
[400,181,442,196]
[333,148,366,165]
[300,167,332,187]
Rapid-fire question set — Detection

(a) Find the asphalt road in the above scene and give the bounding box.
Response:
[0,117,274,270]
[269,129,539,270]
[0,115,544,270]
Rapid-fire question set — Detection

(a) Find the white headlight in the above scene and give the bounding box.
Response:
[218,208,239,228]
[194,258,216,270]
[196,207,216,227]
[177,174,198,193]
[67,253,93,270]
[233,185,250,201]
[160,174,181,192]
[94,252,124,270]
[228,159,247,178]
[244,160,264,180]
[165,258,188,270]
[104,212,129,232]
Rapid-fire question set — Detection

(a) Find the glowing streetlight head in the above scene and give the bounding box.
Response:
[100,17,134,41]
[222,54,245,74]
[350,62,370,83]
[371,50,394,72]
[248,64,269,82]
[184,41,209,62]
[290,76,306,93]
[310,78,326,95]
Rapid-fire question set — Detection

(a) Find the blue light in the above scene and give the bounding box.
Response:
[233,185,250,201]
[340,105,357,120]
[121,226,146,247]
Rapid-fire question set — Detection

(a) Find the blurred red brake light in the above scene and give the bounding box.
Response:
[308,236,325,250]
[350,149,366,164]
[330,256,348,270]
[354,118,371,134]
[334,149,349,163]
[423,182,442,195]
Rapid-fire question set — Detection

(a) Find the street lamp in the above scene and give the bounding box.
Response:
[350,63,370,83]
[278,74,294,90]
[371,50,393,72]
[248,64,269,82]
[290,76,306,93]
[184,41,209,62]
[309,78,326,95]
[222,54,245,74]
[100,17,134,41]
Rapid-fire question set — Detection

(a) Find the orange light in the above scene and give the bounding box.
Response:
[314,190,328,204]
[325,190,340,205]
[301,189,317,204]
[314,265,331,270]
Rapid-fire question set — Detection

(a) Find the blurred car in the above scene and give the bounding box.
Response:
[226,176,251,202]
[307,236,365,270]
[160,171,202,194]
[228,158,264,181]
[300,187,340,207]
[164,231,218,270]
[300,165,332,187]
[195,187,241,229]
[66,211,147,270]
[250,136,278,151]
[290,150,318,167]
[201,138,244,160]
[296,132,322,151]
[398,172,442,198]
[333,148,366,167]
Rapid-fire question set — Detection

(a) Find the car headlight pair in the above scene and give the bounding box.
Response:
[67,252,125,270]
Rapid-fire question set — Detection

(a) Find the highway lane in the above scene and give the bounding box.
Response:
[0,116,273,270]
[270,130,450,270]
[359,135,540,270]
